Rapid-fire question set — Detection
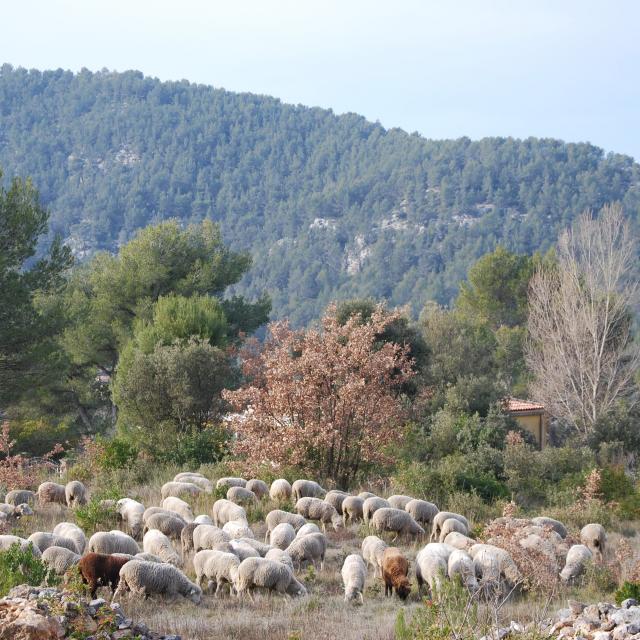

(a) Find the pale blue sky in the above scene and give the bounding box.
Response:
[4,1,639,159]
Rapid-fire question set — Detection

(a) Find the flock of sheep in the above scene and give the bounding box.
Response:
[0,472,608,608]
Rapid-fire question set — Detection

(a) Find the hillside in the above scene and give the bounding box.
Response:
[1,65,639,325]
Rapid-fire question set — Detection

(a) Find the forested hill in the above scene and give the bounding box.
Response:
[1,66,639,325]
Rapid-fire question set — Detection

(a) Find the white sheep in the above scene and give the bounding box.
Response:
[296,523,321,538]
[135,552,163,563]
[229,539,261,561]
[212,499,247,527]
[231,557,301,600]
[447,549,478,591]
[324,490,348,514]
[439,517,469,542]
[415,543,455,595]
[27,532,77,554]
[161,481,202,500]
[470,544,522,592]
[270,523,296,550]
[223,520,254,539]
[405,499,439,530]
[0,502,33,520]
[144,512,186,540]
[37,482,66,506]
[265,510,306,541]
[286,532,327,570]
[362,497,390,523]
[245,479,269,499]
[531,516,567,539]
[216,477,247,491]
[5,490,36,506]
[162,497,194,523]
[387,494,413,510]
[361,535,388,577]
[116,499,145,539]
[142,506,173,523]
[431,512,469,542]
[113,560,202,604]
[87,531,140,556]
[173,473,214,492]
[193,524,231,552]
[52,522,87,554]
[143,529,181,566]
[291,479,326,501]
[226,486,258,505]
[295,497,343,531]
[358,491,376,500]
[193,549,240,595]
[265,548,294,570]
[65,480,88,508]
[342,496,365,525]
[342,554,366,604]
[443,532,475,551]
[269,479,292,502]
[236,537,272,557]
[560,544,593,583]
[41,546,80,575]
[580,523,606,561]
[371,508,425,540]
[0,535,41,557]
[193,514,214,525]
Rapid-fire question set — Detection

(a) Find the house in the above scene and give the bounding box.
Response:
[504,398,548,449]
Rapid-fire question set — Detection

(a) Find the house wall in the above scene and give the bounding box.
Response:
[513,414,546,449]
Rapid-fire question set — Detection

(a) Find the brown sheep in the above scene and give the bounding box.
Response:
[382,547,411,600]
[78,552,130,598]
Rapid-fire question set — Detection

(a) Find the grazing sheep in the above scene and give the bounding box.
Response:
[246,479,269,499]
[363,497,390,523]
[135,552,163,563]
[143,529,181,567]
[415,543,455,595]
[361,535,388,577]
[431,512,469,542]
[50,522,86,555]
[470,544,522,591]
[387,495,413,510]
[231,557,300,600]
[0,535,41,557]
[88,531,140,556]
[144,512,186,540]
[448,549,478,591]
[162,497,194,523]
[269,479,292,502]
[216,477,247,491]
[342,554,366,604]
[237,537,272,557]
[295,497,343,531]
[78,552,130,598]
[371,508,425,540]
[270,523,296,550]
[212,499,248,527]
[382,547,411,600]
[291,479,326,501]
[286,532,327,570]
[560,544,593,583]
[265,510,306,541]
[65,480,88,507]
[443,532,475,551]
[229,539,261,561]
[181,522,199,557]
[0,502,33,521]
[173,473,214,493]
[580,523,606,561]
[296,523,321,538]
[37,482,66,506]
[27,532,77,554]
[223,520,254,539]
[531,516,567,539]
[193,549,240,595]
[42,546,80,575]
[324,490,348,514]
[161,481,202,501]
[174,471,205,480]
[405,499,439,530]
[113,560,202,604]
[265,548,294,570]
[358,491,377,500]
[5,490,35,506]
[193,524,231,552]
[439,517,469,542]
[227,486,258,505]
[342,496,365,526]
[194,514,214,525]
[116,499,146,539]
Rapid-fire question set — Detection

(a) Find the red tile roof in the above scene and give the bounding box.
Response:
[504,398,545,412]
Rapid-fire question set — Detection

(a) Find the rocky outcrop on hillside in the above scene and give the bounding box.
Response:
[0,585,179,640]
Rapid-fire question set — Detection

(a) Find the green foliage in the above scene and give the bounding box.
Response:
[0,543,59,597]
[74,496,117,533]
[94,436,139,471]
[153,427,230,467]
[615,581,640,605]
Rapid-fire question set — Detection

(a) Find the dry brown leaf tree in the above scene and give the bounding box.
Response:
[526,203,639,437]
[222,304,414,487]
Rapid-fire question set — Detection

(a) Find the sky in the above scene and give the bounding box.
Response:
[4,1,640,160]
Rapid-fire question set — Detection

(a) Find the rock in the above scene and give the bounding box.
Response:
[593,632,612,640]
[569,600,587,615]
[89,599,106,609]
[0,606,65,640]
[611,608,640,627]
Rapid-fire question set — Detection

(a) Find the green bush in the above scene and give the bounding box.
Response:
[615,581,640,605]
[155,427,230,467]
[74,495,118,532]
[0,543,59,597]
[96,436,139,470]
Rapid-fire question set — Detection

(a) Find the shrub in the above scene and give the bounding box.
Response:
[0,543,59,597]
[74,494,118,532]
[615,581,640,605]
